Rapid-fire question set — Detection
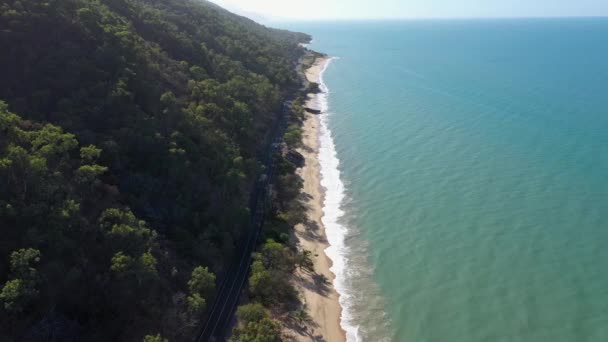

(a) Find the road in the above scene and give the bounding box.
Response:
[196,99,293,342]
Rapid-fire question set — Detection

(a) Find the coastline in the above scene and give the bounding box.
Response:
[290,56,347,342]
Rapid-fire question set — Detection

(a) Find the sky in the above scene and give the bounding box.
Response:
[209,0,608,21]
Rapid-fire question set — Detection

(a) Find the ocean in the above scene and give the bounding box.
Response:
[281,18,608,341]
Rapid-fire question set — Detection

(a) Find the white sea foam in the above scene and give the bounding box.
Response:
[314,57,361,342]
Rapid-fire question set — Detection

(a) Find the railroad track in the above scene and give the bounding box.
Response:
[196,100,292,342]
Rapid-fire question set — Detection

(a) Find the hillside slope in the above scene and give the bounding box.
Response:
[0,0,309,340]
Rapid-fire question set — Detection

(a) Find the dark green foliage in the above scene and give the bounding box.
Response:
[0,0,309,264]
[143,334,169,342]
[236,303,268,324]
[231,71,323,337]
[229,317,283,342]
[188,266,216,295]
[0,249,41,313]
[0,0,309,340]
[284,124,303,148]
[0,103,178,340]
[248,240,298,306]
[295,250,314,273]
[186,266,216,313]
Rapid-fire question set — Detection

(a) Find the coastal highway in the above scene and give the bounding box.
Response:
[196,99,293,342]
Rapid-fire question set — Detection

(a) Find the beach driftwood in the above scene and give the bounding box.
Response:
[304,107,322,115]
[286,150,305,167]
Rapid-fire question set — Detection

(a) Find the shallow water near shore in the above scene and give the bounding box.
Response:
[282,19,608,341]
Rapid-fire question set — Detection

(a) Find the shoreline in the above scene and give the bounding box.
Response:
[289,55,347,342]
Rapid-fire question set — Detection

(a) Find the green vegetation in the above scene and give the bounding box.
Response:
[186,266,216,313]
[249,240,299,306]
[284,124,304,149]
[231,94,320,337]
[230,303,283,342]
[236,303,269,324]
[0,0,310,340]
[230,317,283,342]
[231,302,283,341]
[143,334,169,342]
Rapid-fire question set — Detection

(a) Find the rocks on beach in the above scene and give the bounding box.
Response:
[307,81,322,94]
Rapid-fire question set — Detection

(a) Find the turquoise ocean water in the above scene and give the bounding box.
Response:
[281,19,608,341]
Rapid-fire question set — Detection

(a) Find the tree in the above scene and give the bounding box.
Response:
[284,124,303,148]
[0,0,311,338]
[230,318,282,342]
[248,240,300,304]
[99,208,157,256]
[186,266,215,314]
[80,145,102,163]
[294,250,314,273]
[0,279,34,313]
[187,266,216,296]
[236,303,268,324]
[257,239,293,272]
[75,164,108,184]
[0,101,19,132]
[291,308,312,327]
[0,248,41,313]
[248,260,273,303]
[186,293,206,314]
[110,250,158,285]
[143,334,168,342]
[9,248,41,280]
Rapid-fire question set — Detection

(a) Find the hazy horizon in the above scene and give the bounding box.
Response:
[210,0,608,21]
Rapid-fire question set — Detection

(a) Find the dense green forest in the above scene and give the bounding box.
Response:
[0,0,310,340]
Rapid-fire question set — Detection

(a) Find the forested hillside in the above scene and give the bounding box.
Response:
[0,0,309,340]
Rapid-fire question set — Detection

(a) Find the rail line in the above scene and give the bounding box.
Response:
[196,99,293,342]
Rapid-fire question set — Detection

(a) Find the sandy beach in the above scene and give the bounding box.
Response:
[288,56,346,342]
